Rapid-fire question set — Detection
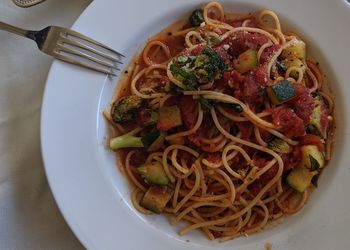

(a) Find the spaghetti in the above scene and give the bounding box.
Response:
[106,2,335,242]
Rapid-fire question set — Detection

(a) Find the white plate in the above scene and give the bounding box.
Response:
[41,0,350,249]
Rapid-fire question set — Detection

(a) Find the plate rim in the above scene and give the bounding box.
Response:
[40,0,350,249]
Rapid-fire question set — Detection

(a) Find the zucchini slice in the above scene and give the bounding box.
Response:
[233,49,258,74]
[267,80,296,105]
[268,138,292,154]
[308,97,327,138]
[286,165,317,193]
[301,145,325,169]
[141,186,173,213]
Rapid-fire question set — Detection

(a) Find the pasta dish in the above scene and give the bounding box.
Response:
[104,2,335,241]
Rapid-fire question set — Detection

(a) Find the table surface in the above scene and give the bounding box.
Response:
[0,0,90,249]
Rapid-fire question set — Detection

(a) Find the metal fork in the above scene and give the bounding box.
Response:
[0,21,123,76]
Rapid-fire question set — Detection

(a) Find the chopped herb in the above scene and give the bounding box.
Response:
[195,69,209,83]
[170,64,198,88]
[198,96,212,110]
[177,55,188,64]
[184,83,197,91]
[192,46,227,83]
[177,55,196,66]
[195,55,208,68]
[201,46,227,72]
[209,37,221,44]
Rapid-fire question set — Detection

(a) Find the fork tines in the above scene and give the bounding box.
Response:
[55,28,124,76]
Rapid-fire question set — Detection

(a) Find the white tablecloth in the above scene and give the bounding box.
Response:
[0,1,91,249]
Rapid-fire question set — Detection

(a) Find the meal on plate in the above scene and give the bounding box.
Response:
[104,1,335,241]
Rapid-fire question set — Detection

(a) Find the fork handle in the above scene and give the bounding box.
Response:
[0,21,32,38]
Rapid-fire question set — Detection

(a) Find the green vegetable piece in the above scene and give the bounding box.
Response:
[309,155,320,171]
[177,55,188,64]
[109,134,143,150]
[157,106,183,131]
[169,64,185,81]
[177,55,196,66]
[139,109,159,126]
[141,186,173,213]
[281,39,306,60]
[309,97,327,138]
[233,49,258,73]
[189,9,204,27]
[137,162,169,185]
[170,64,198,88]
[196,68,209,83]
[201,46,226,75]
[111,95,145,123]
[301,145,325,169]
[268,138,292,154]
[267,80,296,105]
[209,37,221,44]
[141,131,160,149]
[195,54,208,68]
[147,131,166,152]
[171,46,226,86]
[286,165,317,193]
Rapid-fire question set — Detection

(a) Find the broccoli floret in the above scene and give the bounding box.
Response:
[200,46,226,76]
[110,134,144,150]
[137,162,169,185]
[170,46,227,87]
[169,64,198,88]
[111,95,145,123]
[189,9,204,27]
[193,46,227,83]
